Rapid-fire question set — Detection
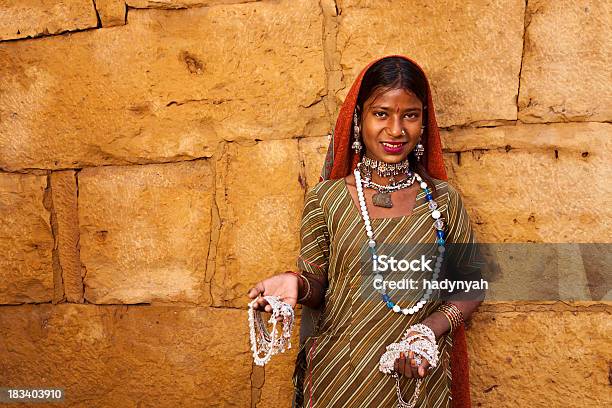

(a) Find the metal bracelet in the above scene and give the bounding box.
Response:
[286,271,311,303]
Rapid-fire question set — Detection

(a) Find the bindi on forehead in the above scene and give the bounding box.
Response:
[366,89,422,111]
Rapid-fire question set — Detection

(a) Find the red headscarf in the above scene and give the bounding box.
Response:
[319,54,472,408]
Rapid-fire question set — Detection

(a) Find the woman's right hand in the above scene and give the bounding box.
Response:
[247,272,300,314]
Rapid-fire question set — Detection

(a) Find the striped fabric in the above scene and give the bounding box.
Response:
[292,177,477,408]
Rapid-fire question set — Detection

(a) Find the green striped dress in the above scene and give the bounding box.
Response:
[291,177,477,408]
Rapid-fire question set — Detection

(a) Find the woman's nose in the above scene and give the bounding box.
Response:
[387,116,403,137]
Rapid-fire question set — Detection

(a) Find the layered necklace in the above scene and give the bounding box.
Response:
[354,158,446,315]
[359,157,415,208]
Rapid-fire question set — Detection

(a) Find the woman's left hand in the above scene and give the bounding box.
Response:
[394,350,431,379]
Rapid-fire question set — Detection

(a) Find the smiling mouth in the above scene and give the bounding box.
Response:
[381,142,407,148]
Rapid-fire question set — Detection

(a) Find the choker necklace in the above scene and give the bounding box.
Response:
[354,166,446,315]
[361,156,410,178]
[358,161,416,208]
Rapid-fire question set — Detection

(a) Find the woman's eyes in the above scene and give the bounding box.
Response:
[373,111,418,119]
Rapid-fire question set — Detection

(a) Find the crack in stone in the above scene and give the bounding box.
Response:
[250,362,265,407]
[516,0,529,114]
[166,98,237,107]
[319,0,342,129]
[205,142,224,306]
[91,0,103,28]
[296,138,309,192]
[126,0,262,11]
[207,142,231,307]
[0,26,101,43]
[46,173,67,305]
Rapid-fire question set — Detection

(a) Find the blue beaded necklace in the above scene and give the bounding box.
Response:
[354,166,446,315]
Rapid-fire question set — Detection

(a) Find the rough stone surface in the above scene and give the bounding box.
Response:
[467,308,612,407]
[0,172,54,304]
[49,170,83,303]
[0,0,98,41]
[0,0,327,171]
[518,0,612,123]
[299,135,331,189]
[95,0,127,27]
[336,0,525,127]
[255,321,301,407]
[0,304,252,407]
[212,140,304,308]
[127,0,260,8]
[442,122,611,242]
[78,161,213,304]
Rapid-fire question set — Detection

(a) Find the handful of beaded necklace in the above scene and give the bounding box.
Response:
[248,295,295,366]
[379,323,440,408]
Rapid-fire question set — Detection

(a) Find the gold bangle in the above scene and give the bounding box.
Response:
[440,305,462,331]
[436,303,464,333]
[438,309,455,335]
[445,302,465,324]
[287,271,311,303]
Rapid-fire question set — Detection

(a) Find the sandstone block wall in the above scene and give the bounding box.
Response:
[0,1,610,407]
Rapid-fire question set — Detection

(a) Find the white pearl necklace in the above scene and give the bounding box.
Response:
[248,295,295,366]
[354,167,446,315]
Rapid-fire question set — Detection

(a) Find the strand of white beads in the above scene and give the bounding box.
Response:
[354,166,446,315]
[248,295,295,366]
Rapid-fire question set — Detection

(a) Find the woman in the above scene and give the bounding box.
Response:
[248,55,484,407]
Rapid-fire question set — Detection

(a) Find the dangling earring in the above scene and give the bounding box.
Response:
[352,108,362,153]
[414,126,425,161]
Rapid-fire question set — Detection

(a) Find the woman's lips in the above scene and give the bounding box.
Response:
[380,141,407,154]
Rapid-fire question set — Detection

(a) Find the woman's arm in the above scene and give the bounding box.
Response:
[421,299,483,339]
[296,271,327,310]
[293,184,330,310]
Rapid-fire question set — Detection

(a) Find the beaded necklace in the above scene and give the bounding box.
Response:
[248,296,294,366]
[354,166,446,314]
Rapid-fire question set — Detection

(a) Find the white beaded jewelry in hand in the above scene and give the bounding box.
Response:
[379,323,440,408]
[248,295,295,366]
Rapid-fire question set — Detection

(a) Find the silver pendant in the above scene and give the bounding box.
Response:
[372,192,393,208]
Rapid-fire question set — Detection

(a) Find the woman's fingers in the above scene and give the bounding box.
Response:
[402,353,411,378]
[257,298,269,312]
[247,282,268,311]
[247,282,265,299]
[394,357,405,377]
[409,351,420,379]
[418,357,431,378]
[409,351,431,378]
[397,352,412,378]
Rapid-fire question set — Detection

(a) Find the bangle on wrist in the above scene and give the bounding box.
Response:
[438,310,454,335]
[286,271,311,303]
[436,302,464,334]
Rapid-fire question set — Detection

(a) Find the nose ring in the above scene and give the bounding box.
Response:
[401,129,406,136]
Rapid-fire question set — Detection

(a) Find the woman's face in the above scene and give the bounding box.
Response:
[360,87,423,164]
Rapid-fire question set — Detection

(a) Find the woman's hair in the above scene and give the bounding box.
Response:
[355,56,438,195]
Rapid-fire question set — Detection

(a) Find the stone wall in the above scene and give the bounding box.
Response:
[0,0,610,407]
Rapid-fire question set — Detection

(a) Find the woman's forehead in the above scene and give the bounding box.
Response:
[365,87,422,108]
